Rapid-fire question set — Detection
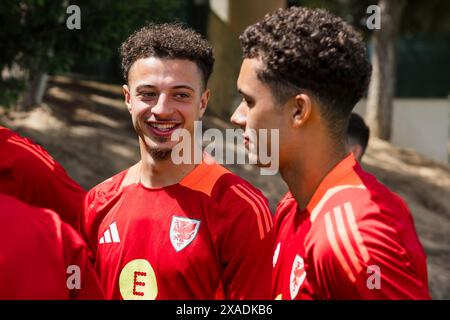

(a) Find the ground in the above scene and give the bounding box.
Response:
[1,76,449,299]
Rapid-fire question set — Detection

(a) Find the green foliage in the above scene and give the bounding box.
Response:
[65,0,185,61]
[288,0,376,38]
[401,0,450,37]
[289,0,450,38]
[0,79,25,108]
[0,0,184,107]
[288,0,450,99]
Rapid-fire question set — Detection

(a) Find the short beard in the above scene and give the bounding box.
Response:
[139,131,172,161]
[148,148,172,161]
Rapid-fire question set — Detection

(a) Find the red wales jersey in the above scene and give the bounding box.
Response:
[272,154,430,300]
[0,194,104,299]
[0,126,85,230]
[82,156,274,300]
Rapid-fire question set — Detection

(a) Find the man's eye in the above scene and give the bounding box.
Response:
[175,93,190,99]
[140,92,156,97]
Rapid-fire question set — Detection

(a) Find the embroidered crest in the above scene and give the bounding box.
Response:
[290,254,306,299]
[169,216,201,252]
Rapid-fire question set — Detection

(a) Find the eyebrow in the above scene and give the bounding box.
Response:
[238,89,255,101]
[135,84,195,92]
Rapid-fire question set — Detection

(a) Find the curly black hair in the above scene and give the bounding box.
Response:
[120,23,214,88]
[240,6,372,138]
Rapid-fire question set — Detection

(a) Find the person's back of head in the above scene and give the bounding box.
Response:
[347,112,370,161]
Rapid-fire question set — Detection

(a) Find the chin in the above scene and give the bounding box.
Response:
[148,148,173,161]
[146,141,176,152]
[140,135,174,152]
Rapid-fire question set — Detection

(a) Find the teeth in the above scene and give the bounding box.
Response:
[149,123,177,131]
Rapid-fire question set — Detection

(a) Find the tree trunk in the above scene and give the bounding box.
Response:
[18,72,48,111]
[366,0,406,140]
[207,0,286,117]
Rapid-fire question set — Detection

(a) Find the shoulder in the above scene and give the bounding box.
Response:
[276,192,296,217]
[0,128,57,173]
[273,192,296,232]
[0,126,14,145]
[308,176,412,272]
[215,169,267,203]
[88,167,131,196]
[0,126,17,144]
[0,194,89,272]
[82,167,132,244]
[211,166,273,238]
[179,159,268,208]
[179,160,231,197]
[310,166,409,227]
[180,160,272,232]
[211,166,270,215]
[84,167,131,211]
[0,193,63,240]
[0,192,52,218]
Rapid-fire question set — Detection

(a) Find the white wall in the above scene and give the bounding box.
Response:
[354,99,450,163]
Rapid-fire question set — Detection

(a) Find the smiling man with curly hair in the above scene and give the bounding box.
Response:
[231,7,430,300]
[81,23,274,300]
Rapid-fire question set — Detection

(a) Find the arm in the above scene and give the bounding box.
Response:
[8,138,86,231]
[217,183,275,300]
[61,221,105,300]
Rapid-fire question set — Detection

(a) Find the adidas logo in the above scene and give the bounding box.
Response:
[99,222,121,244]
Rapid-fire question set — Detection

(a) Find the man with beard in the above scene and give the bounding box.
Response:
[81,23,274,300]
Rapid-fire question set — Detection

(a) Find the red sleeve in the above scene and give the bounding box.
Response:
[60,221,105,299]
[216,182,274,300]
[80,187,98,254]
[309,196,431,300]
[0,194,103,299]
[79,172,128,256]
[274,192,295,234]
[0,130,85,231]
[25,157,86,232]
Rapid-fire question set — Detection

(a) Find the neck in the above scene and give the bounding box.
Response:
[280,139,347,210]
[138,140,196,188]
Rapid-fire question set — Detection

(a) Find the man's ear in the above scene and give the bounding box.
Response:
[199,89,210,118]
[123,84,132,114]
[292,93,312,128]
[349,144,363,162]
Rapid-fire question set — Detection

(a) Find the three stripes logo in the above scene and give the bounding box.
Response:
[99,222,121,244]
[230,184,273,240]
[324,202,370,283]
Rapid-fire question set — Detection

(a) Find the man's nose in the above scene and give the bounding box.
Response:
[230,103,247,128]
[152,94,173,118]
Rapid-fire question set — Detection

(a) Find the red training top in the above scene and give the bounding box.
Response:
[272,154,430,300]
[82,156,274,300]
[0,193,104,299]
[0,126,85,230]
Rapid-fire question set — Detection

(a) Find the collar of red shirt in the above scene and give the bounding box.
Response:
[303,153,365,222]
